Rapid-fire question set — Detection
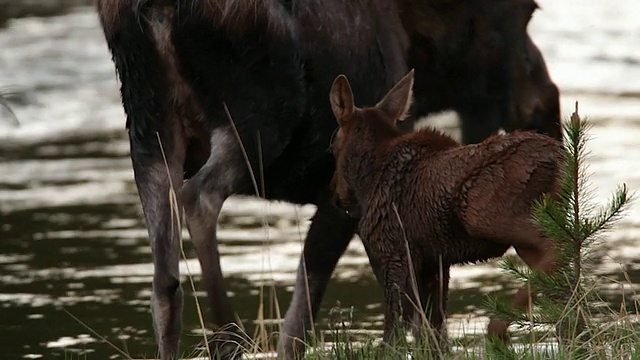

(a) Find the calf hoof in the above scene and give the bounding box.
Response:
[487,319,511,343]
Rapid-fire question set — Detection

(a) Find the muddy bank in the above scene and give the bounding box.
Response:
[0,0,92,27]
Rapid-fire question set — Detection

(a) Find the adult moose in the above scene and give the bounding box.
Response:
[95,0,559,359]
[400,0,561,143]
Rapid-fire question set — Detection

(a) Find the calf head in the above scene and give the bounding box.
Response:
[328,69,416,214]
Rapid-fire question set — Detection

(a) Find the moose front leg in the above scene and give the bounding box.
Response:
[458,106,503,145]
[280,196,357,359]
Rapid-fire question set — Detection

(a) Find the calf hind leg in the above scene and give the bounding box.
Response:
[486,232,556,342]
[413,263,450,350]
[460,183,559,342]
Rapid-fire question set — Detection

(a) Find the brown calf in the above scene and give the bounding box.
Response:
[329,69,563,346]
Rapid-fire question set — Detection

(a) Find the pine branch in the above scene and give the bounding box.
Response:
[484,100,636,349]
[581,184,633,241]
[531,194,572,244]
[497,256,532,283]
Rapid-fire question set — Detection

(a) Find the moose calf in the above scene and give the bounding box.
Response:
[329,69,563,346]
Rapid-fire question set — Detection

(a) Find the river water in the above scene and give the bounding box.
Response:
[0,1,639,359]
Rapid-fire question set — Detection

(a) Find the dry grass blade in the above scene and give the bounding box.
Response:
[0,90,20,126]
[61,307,133,359]
[223,102,260,197]
[223,102,319,355]
[224,102,294,355]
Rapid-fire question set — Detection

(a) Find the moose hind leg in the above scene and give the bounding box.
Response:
[130,142,186,360]
[181,127,247,359]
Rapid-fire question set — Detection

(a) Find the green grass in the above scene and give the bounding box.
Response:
[297,302,640,360]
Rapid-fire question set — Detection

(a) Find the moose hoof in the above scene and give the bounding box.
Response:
[277,336,308,360]
[205,330,248,360]
[487,319,511,343]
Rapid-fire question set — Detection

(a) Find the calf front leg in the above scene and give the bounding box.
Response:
[412,262,450,349]
[360,236,412,346]
[279,194,357,359]
[381,262,412,346]
[131,138,185,360]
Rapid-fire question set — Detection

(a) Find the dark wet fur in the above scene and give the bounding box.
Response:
[95,0,560,359]
[330,70,563,348]
[399,0,562,143]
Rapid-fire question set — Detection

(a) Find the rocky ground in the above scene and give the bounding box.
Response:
[0,0,93,27]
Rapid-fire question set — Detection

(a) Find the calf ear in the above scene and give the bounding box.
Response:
[376,69,415,122]
[330,74,355,126]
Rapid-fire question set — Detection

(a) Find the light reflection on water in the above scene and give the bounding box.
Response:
[1,1,639,358]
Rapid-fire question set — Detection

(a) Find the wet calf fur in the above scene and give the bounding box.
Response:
[329,70,563,345]
[95,0,559,359]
